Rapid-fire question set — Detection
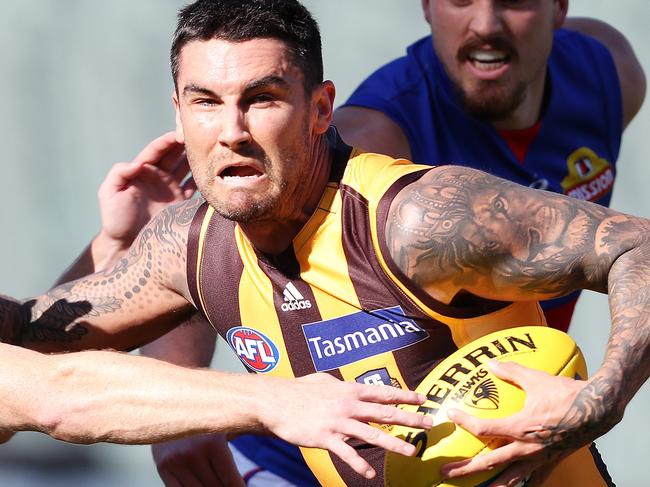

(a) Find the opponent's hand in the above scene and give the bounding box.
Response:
[152,433,245,487]
[97,131,196,250]
[258,373,433,480]
[441,361,613,487]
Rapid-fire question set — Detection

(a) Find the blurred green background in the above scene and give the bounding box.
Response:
[0,1,647,485]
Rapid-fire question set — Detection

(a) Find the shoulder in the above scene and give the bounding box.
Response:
[343,150,431,199]
[334,107,412,159]
[562,18,646,127]
[135,198,206,266]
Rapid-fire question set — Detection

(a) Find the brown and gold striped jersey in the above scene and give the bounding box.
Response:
[186,132,550,486]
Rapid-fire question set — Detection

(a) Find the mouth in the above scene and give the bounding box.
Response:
[466,48,511,72]
[218,162,265,184]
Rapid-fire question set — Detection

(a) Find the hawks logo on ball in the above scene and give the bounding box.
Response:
[226,326,280,373]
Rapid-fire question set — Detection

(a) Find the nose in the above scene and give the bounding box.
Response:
[468,0,504,38]
[217,105,251,149]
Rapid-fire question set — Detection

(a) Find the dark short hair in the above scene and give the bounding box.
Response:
[171,0,323,92]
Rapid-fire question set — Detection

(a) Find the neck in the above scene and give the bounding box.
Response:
[492,69,548,131]
[239,132,333,255]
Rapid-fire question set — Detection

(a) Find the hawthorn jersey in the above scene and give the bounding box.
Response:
[342,28,623,332]
[186,133,611,486]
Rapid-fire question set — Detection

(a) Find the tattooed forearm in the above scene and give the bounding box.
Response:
[387,166,640,301]
[5,199,202,350]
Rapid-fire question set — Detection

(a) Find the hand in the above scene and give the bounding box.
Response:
[258,373,433,480]
[97,131,196,250]
[152,433,244,487]
[441,361,609,487]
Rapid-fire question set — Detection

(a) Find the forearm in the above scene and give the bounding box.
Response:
[140,312,216,367]
[599,241,650,408]
[53,231,129,287]
[5,345,261,444]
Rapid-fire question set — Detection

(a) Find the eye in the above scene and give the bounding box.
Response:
[492,196,507,212]
[194,98,217,107]
[249,93,275,106]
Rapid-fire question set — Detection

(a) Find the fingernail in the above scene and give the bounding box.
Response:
[422,416,433,428]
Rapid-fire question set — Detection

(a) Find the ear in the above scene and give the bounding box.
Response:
[172,91,185,144]
[553,0,569,28]
[312,80,336,135]
[421,0,432,25]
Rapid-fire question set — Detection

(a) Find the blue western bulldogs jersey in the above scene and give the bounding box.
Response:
[341,28,623,329]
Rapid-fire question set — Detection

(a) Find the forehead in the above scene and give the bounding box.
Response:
[176,37,301,90]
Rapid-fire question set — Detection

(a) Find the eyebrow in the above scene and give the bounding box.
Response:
[182,84,216,98]
[244,75,290,93]
[182,75,291,98]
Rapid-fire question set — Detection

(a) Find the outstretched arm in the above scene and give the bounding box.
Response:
[387,165,650,484]
[0,339,432,480]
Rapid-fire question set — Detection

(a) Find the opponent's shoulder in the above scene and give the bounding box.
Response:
[334,106,411,159]
[563,17,645,126]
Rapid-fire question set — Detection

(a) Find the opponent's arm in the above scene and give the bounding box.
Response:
[141,317,238,487]
[0,341,432,478]
[386,165,650,483]
[333,106,412,159]
[564,17,646,127]
[54,131,195,285]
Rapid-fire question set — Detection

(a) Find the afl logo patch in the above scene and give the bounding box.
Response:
[226,327,280,373]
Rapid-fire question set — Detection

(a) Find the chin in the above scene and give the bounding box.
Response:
[213,197,274,223]
[457,82,526,122]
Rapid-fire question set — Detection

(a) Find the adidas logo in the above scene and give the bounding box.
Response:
[281,282,312,312]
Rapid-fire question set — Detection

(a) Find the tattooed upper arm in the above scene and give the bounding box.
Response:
[5,198,205,353]
[386,165,648,304]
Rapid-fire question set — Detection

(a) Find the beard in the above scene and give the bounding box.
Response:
[453,78,527,122]
[212,174,288,223]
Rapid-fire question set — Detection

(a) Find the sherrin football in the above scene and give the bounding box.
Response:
[384,326,587,487]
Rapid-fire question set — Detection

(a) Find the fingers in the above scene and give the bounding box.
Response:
[158,470,183,487]
[354,401,433,430]
[486,463,532,487]
[343,419,417,457]
[181,175,197,200]
[487,360,543,388]
[326,436,377,479]
[132,132,183,169]
[353,382,427,406]
[446,408,518,439]
[442,441,533,478]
